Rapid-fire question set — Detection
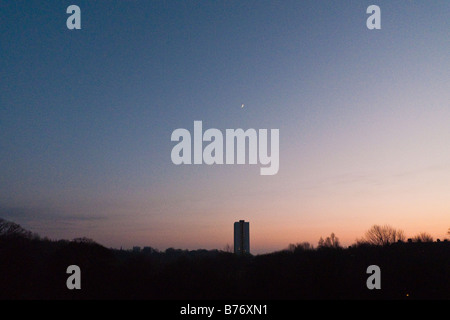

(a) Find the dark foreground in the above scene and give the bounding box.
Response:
[1,237,449,300]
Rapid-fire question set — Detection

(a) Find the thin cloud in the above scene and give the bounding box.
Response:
[0,205,107,224]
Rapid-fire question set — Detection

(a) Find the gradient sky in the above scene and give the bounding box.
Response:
[1,0,449,254]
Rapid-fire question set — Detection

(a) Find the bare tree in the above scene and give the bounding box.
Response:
[288,242,314,252]
[72,237,97,244]
[318,233,341,248]
[360,224,405,246]
[0,218,35,239]
[412,232,433,242]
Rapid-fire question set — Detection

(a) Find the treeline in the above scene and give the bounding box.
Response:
[287,224,449,252]
[0,219,449,299]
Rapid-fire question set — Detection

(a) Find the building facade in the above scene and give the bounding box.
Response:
[234,220,250,255]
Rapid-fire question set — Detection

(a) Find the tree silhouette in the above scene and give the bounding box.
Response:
[0,218,37,239]
[287,242,313,252]
[72,237,97,244]
[318,233,340,248]
[412,232,433,242]
[360,224,405,246]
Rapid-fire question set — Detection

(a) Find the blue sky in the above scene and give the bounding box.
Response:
[1,1,449,253]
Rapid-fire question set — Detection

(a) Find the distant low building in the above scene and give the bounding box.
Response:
[132,246,141,252]
[234,220,250,255]
[142,246,157,253]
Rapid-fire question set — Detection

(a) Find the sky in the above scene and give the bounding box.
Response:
[1,0,449,254]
